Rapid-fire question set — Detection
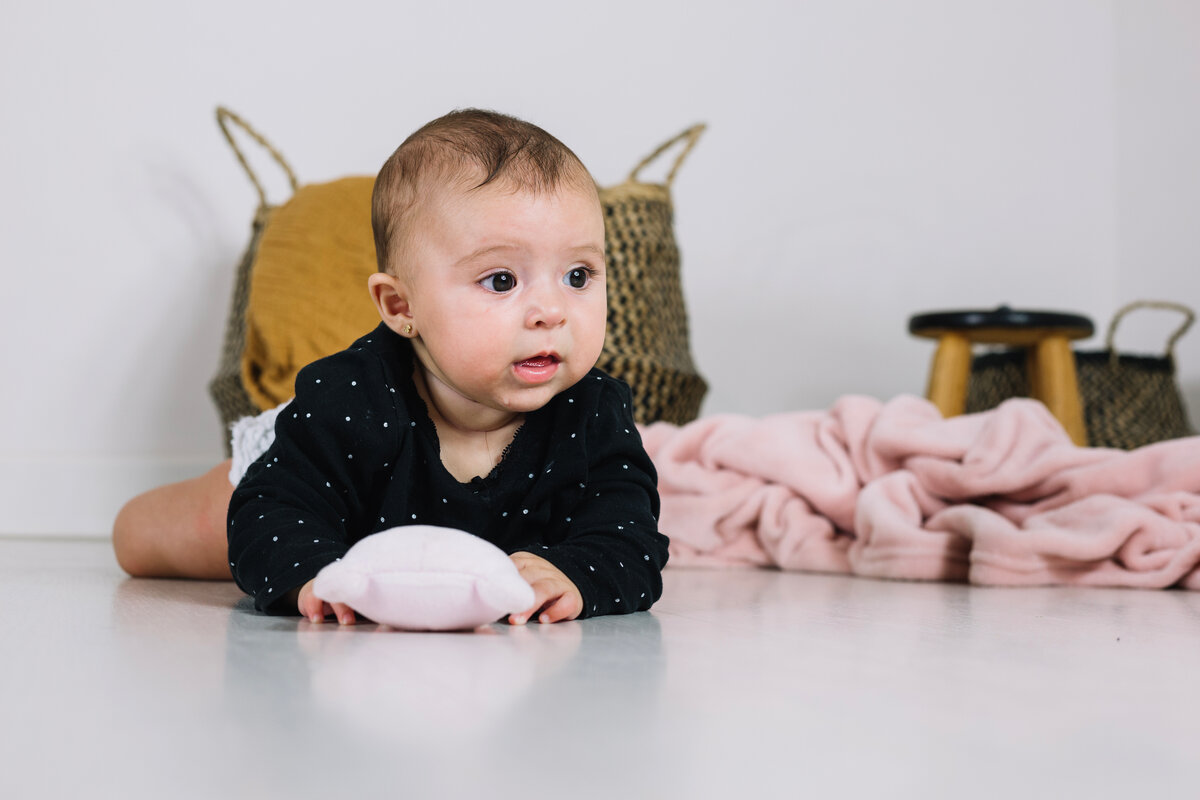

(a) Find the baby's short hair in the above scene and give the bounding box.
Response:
[371,109,596,275]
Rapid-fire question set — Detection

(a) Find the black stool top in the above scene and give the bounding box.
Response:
[909,305,1094,337]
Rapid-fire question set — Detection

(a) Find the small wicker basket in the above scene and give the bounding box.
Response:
[967,300,1195,449]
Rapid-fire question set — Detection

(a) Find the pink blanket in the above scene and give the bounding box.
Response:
[640,396,1200,589]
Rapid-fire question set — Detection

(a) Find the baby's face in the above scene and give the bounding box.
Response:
[403,180,607,415]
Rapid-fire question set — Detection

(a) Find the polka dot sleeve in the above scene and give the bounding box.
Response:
[227,344,401,613]
[519,378,669,618]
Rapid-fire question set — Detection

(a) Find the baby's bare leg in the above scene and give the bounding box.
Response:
[112,460,235,579]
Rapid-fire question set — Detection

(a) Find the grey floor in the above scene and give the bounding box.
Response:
[3,537,1199,800]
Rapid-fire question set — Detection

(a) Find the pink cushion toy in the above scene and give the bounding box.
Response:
[312,526,536,631]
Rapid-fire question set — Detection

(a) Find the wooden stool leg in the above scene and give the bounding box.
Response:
[1030,335,1088,446]
[926,333,971,417]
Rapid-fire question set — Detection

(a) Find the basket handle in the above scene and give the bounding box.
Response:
[215,107,300,208]
[1105,300,1196,359]
[628,123,706,187]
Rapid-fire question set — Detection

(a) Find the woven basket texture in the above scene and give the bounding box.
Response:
[596,180,706,425]
[209,206,271,439]
[965,302,1194,449]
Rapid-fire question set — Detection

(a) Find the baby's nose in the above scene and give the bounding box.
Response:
[525,285,566,328]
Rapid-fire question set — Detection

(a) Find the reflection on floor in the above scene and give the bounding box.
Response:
[3,537,1199,799]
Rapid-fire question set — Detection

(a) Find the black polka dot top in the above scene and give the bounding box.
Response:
[227,323,668,617]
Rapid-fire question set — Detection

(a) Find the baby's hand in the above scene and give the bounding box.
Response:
[296,577,357,625]
[508,552,583,625]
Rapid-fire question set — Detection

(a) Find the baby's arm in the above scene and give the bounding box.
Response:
[515,379,668,619]
[227,348,399,615]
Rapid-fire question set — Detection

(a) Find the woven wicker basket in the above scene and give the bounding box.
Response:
[209,109,298,439]
[595,125,708,426]
[966,301,1195,449]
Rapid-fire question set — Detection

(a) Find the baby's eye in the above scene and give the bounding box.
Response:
[481,271,516,293]
[564,267,593,289]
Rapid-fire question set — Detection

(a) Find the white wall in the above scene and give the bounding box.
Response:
[2,0,1198,535]
[1113,0,1200,396]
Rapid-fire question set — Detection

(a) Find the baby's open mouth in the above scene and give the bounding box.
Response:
[517,355,560,369]
[513,354,561,384]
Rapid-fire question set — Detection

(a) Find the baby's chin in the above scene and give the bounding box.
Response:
[494,376,586,413]
[496,390,565,414]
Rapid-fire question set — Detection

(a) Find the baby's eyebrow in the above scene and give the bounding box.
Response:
[455,244,518,266]
[455,242,604,266]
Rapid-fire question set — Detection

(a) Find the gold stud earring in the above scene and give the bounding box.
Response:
[402,324,413,336]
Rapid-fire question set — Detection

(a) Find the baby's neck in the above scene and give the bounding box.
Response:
[413,365,523,434]
[413,365,525,483]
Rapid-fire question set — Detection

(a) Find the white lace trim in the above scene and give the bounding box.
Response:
[228,401,288,486]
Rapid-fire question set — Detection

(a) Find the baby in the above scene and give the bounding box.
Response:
[114,109,668,626]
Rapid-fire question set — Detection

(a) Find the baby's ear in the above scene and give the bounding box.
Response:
[368,272,414,336]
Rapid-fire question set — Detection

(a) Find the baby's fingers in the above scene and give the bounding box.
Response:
[297,590,327,623]
[330,602,357,626]
[298,581,356,625]
[533,591,582,624]
[508,590,548,626]
[302,601,356,625]
[510,581,580,625]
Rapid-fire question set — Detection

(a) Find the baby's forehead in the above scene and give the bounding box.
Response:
[419,173,601,221]
[403,179,603,270]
